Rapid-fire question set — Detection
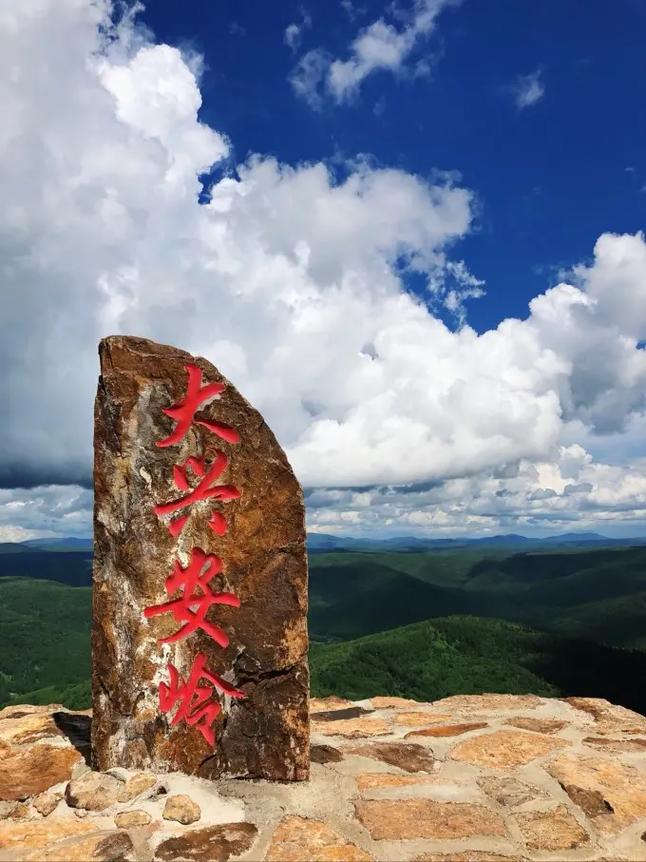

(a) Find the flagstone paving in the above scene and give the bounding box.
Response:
[2,694,646,860]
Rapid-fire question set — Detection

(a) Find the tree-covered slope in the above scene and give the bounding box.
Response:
[0,578,90,705]
[310,615,646,714]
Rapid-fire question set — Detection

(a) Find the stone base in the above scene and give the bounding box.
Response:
[3,694,646,860]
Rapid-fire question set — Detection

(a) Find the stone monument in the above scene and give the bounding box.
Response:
[91,336,309,780]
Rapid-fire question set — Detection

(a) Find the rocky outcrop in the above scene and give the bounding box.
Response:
[2,694,646,861]
[92,336,309,781]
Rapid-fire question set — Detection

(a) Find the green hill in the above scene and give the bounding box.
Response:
[0,578,90,706]
[3,544,646,714]
[310,615,646,713]
[309,561,484,641]
[309,546,646,649]
[0,551,92,587]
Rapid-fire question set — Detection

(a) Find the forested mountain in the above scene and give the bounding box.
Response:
[1,540,645,713]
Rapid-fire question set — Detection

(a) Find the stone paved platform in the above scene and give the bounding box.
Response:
[2,693,646,860]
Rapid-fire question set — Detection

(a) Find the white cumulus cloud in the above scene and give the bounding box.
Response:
[1,0,645,539]
[290,0,458,107]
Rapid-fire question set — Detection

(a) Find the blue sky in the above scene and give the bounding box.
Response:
[0,0,645,540]
[141,0,646,333]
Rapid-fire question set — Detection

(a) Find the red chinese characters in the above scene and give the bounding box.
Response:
[144,548,240,647]
[156,364,240,448]
[146,363,244,746]
[154,453,240,538]
[160,654,245,746]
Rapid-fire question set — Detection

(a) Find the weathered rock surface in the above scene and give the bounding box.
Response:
[92,335,309,781]
[355,799,508,840]
[114,810,152,828]
[64,770,123,811]
[162,793,201,824]
[117,772,157,803]
[513,805,589,850]
[32,791,63,817]
[0,743,81,801]
[405,721,488,738]
[265,816,372,861]
[347,742,437,772]
[154,823,258,862]
[477,776,547,809]
[1,694,646,861]
[450,728,567,768]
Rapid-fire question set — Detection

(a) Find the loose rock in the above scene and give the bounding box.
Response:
[117,772,157,803]
[65,770,123,811]
[0,744,81,801]
[33,791,63,817]
[163,793,201,825]
[115,809,152,828]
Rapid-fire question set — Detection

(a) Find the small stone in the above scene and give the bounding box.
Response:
[33,791,63,817]
[348,742,437,773]
[477,776,547,808]
[310,745,343,764]
[394,712,453,727]
[74,809,88,818]
[450,729,567,768]
[65,771,123,811]
[505,717,567,734]
[0,743,82,801]
[0,802,15,820]
[6,802,30,820]
[115,809,152,828]
[356,773,443,792]
[117,772,157,802]
[311,717,390,738]
[163,794,201,825]
[406,722,488,738]
[355,799,507,840]
[155,822,258,861]
[265,815,372,861]
[514,805,589,850]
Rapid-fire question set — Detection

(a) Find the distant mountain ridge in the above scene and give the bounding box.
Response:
[21,537,93,551]
[306,530,646,551]
[7,532,646,555]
